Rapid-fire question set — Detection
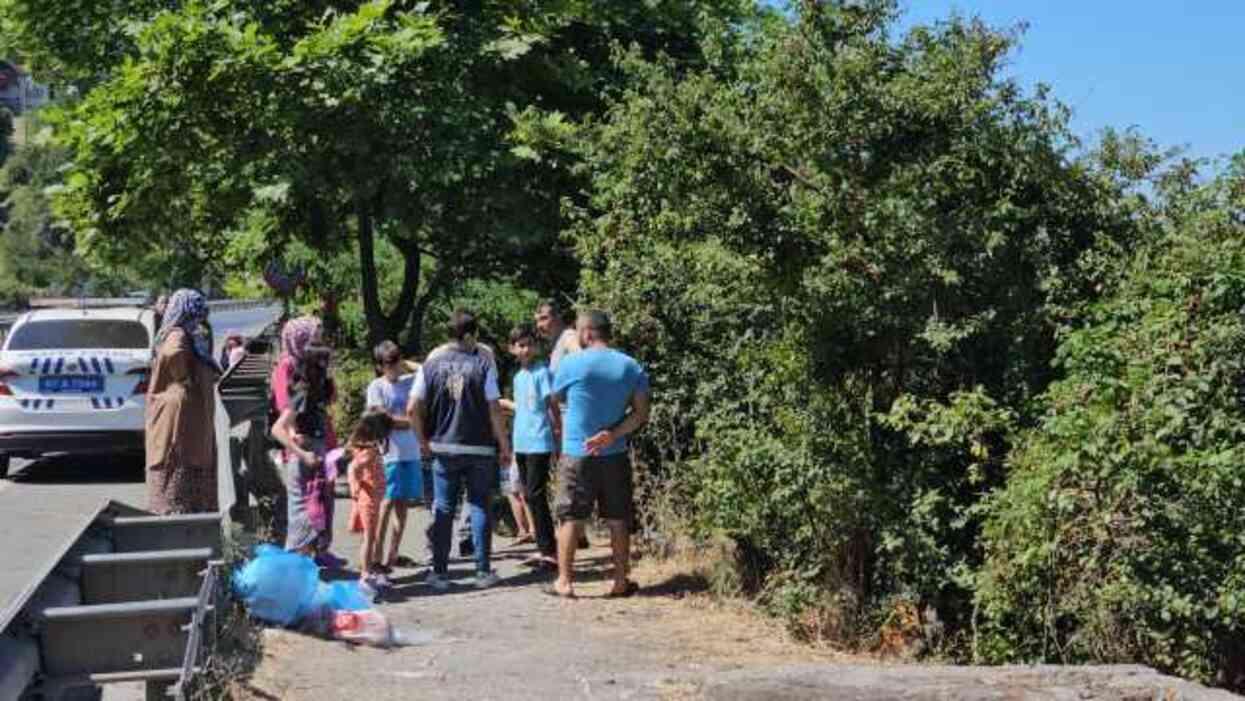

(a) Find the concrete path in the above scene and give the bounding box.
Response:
[240,504,1240,701]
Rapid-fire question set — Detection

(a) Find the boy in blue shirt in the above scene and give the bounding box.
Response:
[548,309,650,599]
[505,323,561,568]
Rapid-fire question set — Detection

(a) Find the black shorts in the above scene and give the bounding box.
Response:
[554,453,633,522]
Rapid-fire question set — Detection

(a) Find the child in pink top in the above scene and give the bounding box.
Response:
[347,412,395,589]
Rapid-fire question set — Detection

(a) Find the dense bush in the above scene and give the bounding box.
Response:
[329,349,375,439]
[566,5,1136,641]
[976,169,1245,685]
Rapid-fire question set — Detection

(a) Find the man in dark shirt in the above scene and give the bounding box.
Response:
[411,310,512,590]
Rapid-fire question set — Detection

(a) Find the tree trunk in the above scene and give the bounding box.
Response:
[356,200,386,349]
[356,198,427,350]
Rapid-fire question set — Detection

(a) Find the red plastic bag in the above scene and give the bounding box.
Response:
[330,609,393,647]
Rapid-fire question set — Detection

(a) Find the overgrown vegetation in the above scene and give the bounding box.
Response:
[551,2,1245,689]
[976,162,1245,685]
[0,121,150,303]
[564,0,1128,644]
[3,0,1244,690]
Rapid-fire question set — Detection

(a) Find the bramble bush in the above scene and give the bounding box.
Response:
[975,168,1245,685]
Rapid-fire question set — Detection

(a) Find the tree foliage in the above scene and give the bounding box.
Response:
[975,165,1245,684]
[8,0,1245,688]
[566,1,1140,639]
[0,137,142,302]
[28,0,748,346]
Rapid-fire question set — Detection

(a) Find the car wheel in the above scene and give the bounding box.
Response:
[0,454,9,479]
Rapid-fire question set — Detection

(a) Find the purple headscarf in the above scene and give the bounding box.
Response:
[155,289,216,368]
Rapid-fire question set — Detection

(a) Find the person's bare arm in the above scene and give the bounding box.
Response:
[584,390,651,456]
[547,397,563,441]
[272,408,320,468]
[368,384,412,429]
[489,399,513,468]
[370,404,413,429]
[407,396,431,459]
[498,398,516,414]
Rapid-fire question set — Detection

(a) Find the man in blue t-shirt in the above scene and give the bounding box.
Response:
[548,309,650,599]
[365,340,422,575]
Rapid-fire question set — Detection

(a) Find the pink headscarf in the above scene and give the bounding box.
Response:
[272,314,338,453]
[281,316,322,361]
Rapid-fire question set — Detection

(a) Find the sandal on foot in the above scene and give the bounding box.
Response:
[541,585,577,600]
[605,580,640,599]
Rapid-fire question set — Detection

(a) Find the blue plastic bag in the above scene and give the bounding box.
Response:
[311,580,373,612]
[232,545,321,626]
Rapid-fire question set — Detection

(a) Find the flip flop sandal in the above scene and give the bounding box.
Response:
[525,557,558,572]
[541,585,577,600]
[513,535,536,545]
[391,555,419,568]
[605,580,640,599]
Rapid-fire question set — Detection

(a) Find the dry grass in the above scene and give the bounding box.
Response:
[586,542,865,669]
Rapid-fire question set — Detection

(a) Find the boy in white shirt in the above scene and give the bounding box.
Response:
[365,340,423,571]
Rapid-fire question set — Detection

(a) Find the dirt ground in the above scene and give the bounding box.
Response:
[238,504,851,701]
[236,506,1239,701]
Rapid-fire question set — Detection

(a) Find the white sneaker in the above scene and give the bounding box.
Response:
[473,571,501,589]
[426,572,450,591]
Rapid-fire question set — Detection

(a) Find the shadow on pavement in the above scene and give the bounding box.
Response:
[636,572,711,599]
[8,454,145,484]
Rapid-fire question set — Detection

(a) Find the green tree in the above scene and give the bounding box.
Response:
[24,0,749,349]
[0,139,144,300]
[564,1,1140,636]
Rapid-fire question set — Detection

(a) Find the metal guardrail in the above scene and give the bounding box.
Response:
[16,508,226,699]
[173,562,219,700]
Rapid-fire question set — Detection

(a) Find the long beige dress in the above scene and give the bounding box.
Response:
[145,328,220,514]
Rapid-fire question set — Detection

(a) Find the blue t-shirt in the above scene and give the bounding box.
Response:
[512,364,556,454]
[553,348,650,457]
[366,374,421,463]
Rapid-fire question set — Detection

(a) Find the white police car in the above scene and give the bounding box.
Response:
[0,307,156,477]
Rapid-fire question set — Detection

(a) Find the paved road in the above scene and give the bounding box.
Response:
[211,303,284,354]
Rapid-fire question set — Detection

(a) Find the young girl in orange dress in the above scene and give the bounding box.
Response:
[348,412,395,590]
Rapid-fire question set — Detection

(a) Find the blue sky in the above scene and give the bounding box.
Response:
[895,2,1243,165]
[768,2,1244,166]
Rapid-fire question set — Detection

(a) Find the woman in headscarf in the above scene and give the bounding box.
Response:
[270,316,342,561]
[145,289,221,514]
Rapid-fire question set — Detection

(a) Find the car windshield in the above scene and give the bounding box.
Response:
[6,319,150,351]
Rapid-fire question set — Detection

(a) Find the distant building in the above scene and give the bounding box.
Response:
[0,61,49,115]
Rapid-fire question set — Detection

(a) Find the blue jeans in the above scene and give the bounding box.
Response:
[423,465,472,559]
[431,454,495,575]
